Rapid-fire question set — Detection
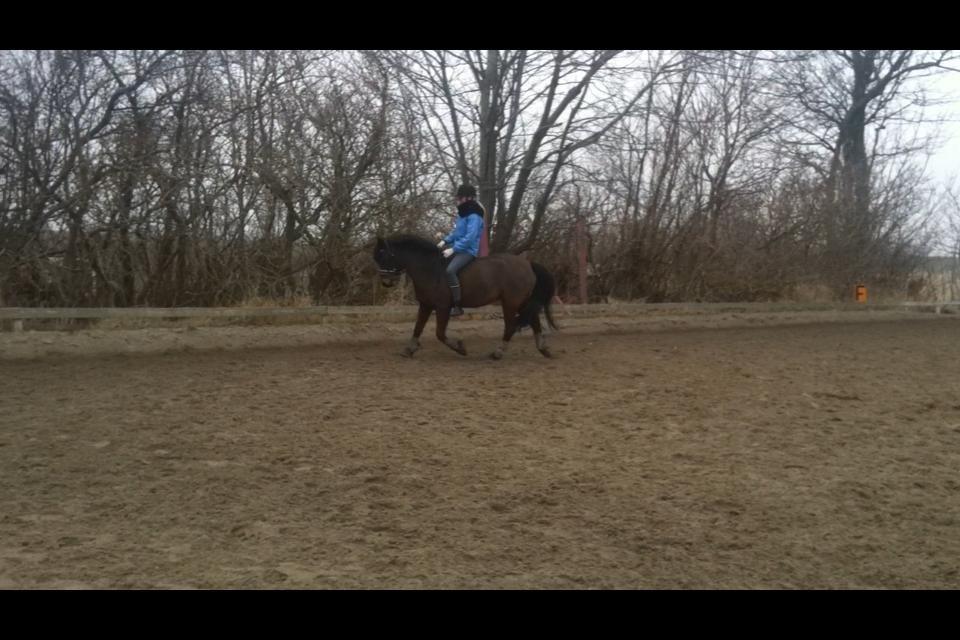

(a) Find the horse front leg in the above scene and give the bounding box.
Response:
[402,303,433,357]
[436,307,467,356]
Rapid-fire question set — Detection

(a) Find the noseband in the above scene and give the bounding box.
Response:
[378,239,404,277]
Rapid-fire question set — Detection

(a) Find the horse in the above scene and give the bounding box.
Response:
[373,234,558,359]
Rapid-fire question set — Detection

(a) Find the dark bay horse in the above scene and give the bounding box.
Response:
[373,234,558,359]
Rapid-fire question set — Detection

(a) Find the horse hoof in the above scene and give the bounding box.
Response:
[455,342,467,356]
[539,348,553,359]
[401,349,416,358]
[489,350,503,360]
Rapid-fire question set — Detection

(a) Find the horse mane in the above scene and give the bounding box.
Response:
[386,234,441,258]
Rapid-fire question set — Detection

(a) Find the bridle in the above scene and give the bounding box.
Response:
[377,238,404,277]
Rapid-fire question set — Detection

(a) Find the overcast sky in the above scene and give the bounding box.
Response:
[922,69,960,184]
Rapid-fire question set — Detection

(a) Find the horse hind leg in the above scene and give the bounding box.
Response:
[491,305,519,360]
[530,313,553,358]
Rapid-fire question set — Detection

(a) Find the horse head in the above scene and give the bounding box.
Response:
[373,236,404,287]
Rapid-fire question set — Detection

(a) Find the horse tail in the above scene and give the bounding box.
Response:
[518,262,559,331]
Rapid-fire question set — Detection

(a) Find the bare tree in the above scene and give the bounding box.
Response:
[0,49,955,308]
[776,49,958,293]
[386,50,683,253]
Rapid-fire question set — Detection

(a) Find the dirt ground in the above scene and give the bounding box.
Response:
[1,312,958,588]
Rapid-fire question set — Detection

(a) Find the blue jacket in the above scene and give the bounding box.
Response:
[444,201,485,257]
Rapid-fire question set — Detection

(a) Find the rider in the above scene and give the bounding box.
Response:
[437,184,485,317]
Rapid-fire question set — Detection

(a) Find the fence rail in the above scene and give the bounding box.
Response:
[2,300,958,331]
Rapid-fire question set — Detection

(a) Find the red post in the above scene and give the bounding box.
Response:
[479,223,489,257]
[577,216,588,304]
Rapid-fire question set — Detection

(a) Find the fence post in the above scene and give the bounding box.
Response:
[577,216,588,304]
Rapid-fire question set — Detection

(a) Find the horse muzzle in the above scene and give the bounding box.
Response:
[379,272,402,287]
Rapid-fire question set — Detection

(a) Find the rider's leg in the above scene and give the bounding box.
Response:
[445,253,474,316]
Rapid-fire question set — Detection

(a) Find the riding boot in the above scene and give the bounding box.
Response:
[450,284,464,317]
